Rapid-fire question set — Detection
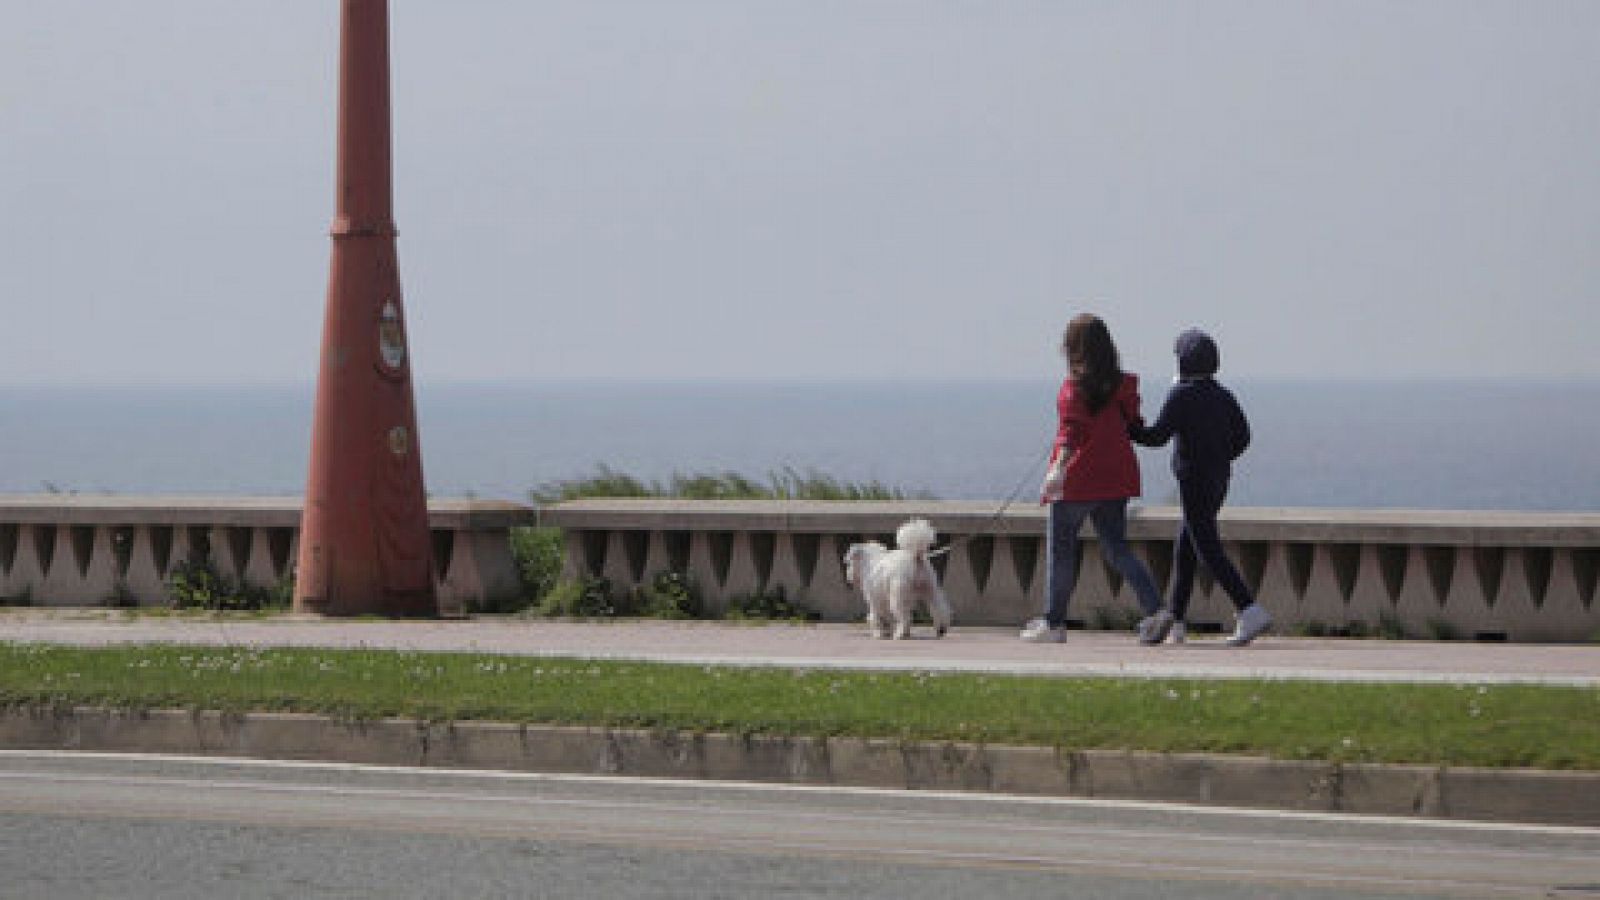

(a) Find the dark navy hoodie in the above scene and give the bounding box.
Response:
[1130,329,1251,483]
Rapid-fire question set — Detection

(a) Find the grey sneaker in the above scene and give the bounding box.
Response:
[1137,610,1175,645]
[1226,604,1273,646]
[1168,621,1187,644]
[1019,618,1066,643]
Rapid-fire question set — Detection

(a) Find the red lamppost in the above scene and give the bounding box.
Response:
[294,0,436,616]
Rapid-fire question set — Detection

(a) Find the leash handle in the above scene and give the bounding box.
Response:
[926,443,1053,558]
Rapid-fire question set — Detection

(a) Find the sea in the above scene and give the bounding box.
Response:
[1,379,1596,512]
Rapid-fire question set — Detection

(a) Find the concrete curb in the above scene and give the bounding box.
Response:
[3,706,1596,829]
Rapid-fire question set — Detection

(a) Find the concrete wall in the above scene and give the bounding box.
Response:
[542,500,1600,642]
[7,496,1597,641]
[0,496,535,616]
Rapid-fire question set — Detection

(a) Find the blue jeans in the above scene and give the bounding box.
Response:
[1043,498,1162,626]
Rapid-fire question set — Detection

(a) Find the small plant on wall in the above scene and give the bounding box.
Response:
[166,559,290,612]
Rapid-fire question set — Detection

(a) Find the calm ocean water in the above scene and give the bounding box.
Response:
[1,380,1596,512]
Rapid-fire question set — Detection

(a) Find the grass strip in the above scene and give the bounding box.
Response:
[3,642,1597,770]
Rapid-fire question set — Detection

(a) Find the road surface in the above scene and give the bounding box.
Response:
[1,751,1596,898]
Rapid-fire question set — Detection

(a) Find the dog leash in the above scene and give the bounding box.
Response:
[928,381,1144,557]
[926,443,1052,558]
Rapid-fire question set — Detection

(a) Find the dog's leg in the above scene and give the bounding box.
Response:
[890,582,913,640]
[867,607,889,640]
[910,556,950,638]
[931,586,952,638]
[867,584,891,639]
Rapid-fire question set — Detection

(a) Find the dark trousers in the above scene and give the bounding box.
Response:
[1170,476,1254,619]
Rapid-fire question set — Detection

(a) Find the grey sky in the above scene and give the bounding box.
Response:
[3,1,1596,385]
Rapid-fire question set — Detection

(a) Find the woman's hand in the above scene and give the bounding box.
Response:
[1040,460,1066,505]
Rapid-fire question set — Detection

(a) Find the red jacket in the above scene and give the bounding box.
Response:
[1048,373,1144,502]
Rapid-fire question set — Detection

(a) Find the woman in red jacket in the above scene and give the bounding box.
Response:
[1021,314,1172,644]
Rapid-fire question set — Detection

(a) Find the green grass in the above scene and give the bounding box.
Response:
[530,464,934,505]
[3,642,1597,770]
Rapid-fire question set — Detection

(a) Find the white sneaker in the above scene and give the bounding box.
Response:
[1168,621,1187,644]
[1226,604,1273,646]
[1137,610,1174,645]
[1019,618,1066,643]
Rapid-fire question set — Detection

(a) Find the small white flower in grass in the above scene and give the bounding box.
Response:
[1164,689,1180,701]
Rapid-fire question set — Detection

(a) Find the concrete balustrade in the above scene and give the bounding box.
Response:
[0,496,534,615]
[6,496,1597,641]
[543,499,1600,642]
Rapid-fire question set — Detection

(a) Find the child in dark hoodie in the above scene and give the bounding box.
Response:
[1131,329,1272,646]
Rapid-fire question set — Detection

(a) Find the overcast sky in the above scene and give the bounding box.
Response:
[3,1,1597,386]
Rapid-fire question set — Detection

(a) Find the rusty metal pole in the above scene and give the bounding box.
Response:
[294,0,436,617]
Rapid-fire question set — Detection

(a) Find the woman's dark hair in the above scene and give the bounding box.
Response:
[1062,313,1123,414]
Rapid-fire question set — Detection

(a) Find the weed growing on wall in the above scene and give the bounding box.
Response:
[503,526,563,614]
[166,559,290,612]
[726,584,818,623]
[625,571,701,619]
[531,571,703,621]
[534,576,616,618]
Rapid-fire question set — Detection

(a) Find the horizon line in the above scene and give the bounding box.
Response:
[2,373,1599,391]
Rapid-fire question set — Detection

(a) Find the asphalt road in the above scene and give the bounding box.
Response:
[1,752,1596,899]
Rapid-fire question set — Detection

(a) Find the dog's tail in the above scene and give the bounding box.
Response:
[894,518,939,556]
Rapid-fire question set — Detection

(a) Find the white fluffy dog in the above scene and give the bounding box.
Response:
[843,518,953,640]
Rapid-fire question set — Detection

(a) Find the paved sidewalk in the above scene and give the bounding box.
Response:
[3,611,1596,685]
